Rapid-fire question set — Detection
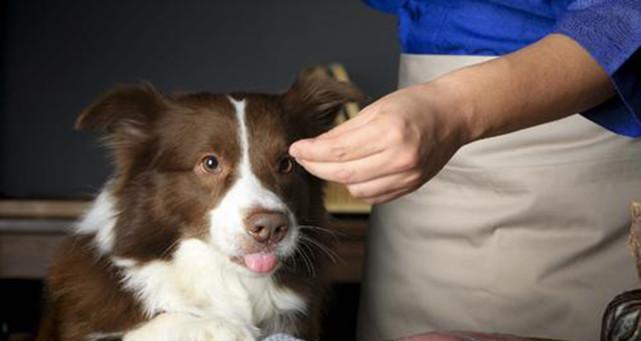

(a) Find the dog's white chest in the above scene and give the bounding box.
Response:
[115,239,306,336]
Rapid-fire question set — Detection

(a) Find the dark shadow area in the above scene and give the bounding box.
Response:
[321,283,362,340]
[0,279,361,340]
[0,279,44,340]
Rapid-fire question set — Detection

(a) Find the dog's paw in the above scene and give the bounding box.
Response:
[123,313,256,341]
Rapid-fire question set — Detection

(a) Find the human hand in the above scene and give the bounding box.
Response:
[289,81,472,204]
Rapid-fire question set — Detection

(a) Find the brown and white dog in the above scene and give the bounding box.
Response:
[36,70,362,341]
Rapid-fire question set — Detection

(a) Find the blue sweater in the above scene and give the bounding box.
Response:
[366,0,641,137]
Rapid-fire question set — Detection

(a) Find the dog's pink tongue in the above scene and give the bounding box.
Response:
[243,253,278,273]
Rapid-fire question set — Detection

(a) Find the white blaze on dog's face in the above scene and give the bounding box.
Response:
[208,97,298,274]
[73,70,363,277]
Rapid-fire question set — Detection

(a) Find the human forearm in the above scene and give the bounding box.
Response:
[429,33,615,142]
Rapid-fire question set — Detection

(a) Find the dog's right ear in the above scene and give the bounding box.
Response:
[283,68,365,137]
[76,83,169,170]
[76,83,167,136]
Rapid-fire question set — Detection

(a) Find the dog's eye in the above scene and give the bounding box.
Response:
[278,156,295,174]
[201,155,221,173]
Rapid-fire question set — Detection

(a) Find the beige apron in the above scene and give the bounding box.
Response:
[357,54,641,341]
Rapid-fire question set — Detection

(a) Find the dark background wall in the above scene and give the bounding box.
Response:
[1,0,399,199]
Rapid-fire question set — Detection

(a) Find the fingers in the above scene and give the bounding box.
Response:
[290,131,383,164]
[289,110,380,162]
[295,147,412,184]
[346,171,422,202]
[318,105,374,138]
[361,187,409,204]
[296,149,423,204]
[297,159,422,204]
[287,94,434,205]
[317,101,381,138]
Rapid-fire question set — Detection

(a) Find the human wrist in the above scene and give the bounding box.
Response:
[425,72,482,145]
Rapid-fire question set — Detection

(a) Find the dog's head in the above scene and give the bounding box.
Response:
[76,70,362,276]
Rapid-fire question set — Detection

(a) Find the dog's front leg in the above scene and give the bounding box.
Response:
[122,313,256,341]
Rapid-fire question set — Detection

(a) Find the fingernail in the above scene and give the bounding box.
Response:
[289,140,306,157]
[289,147,300,159]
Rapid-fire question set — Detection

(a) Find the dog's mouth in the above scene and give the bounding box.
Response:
[230,251,281,274]
[213,212,300,275]
[224,215,299,275]
[243,252,279,273]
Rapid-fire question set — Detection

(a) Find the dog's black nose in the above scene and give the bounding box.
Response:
[245,211,289,244]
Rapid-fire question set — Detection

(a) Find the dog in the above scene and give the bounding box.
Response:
[36,69,362,341]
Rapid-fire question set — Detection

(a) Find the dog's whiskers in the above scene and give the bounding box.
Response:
[294,244,317,278]
[298,235,340,264]
[297,224,342,241]
[282,251,299,272]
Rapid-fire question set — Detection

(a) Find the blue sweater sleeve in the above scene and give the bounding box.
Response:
[554,0,641,137]
[363,0,405,14]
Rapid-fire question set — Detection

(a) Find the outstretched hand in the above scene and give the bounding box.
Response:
[289,82,471,204]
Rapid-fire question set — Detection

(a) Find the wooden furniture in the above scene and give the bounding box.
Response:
[0,200,368,282]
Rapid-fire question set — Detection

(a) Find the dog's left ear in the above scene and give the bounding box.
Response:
[283,68,364,136]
